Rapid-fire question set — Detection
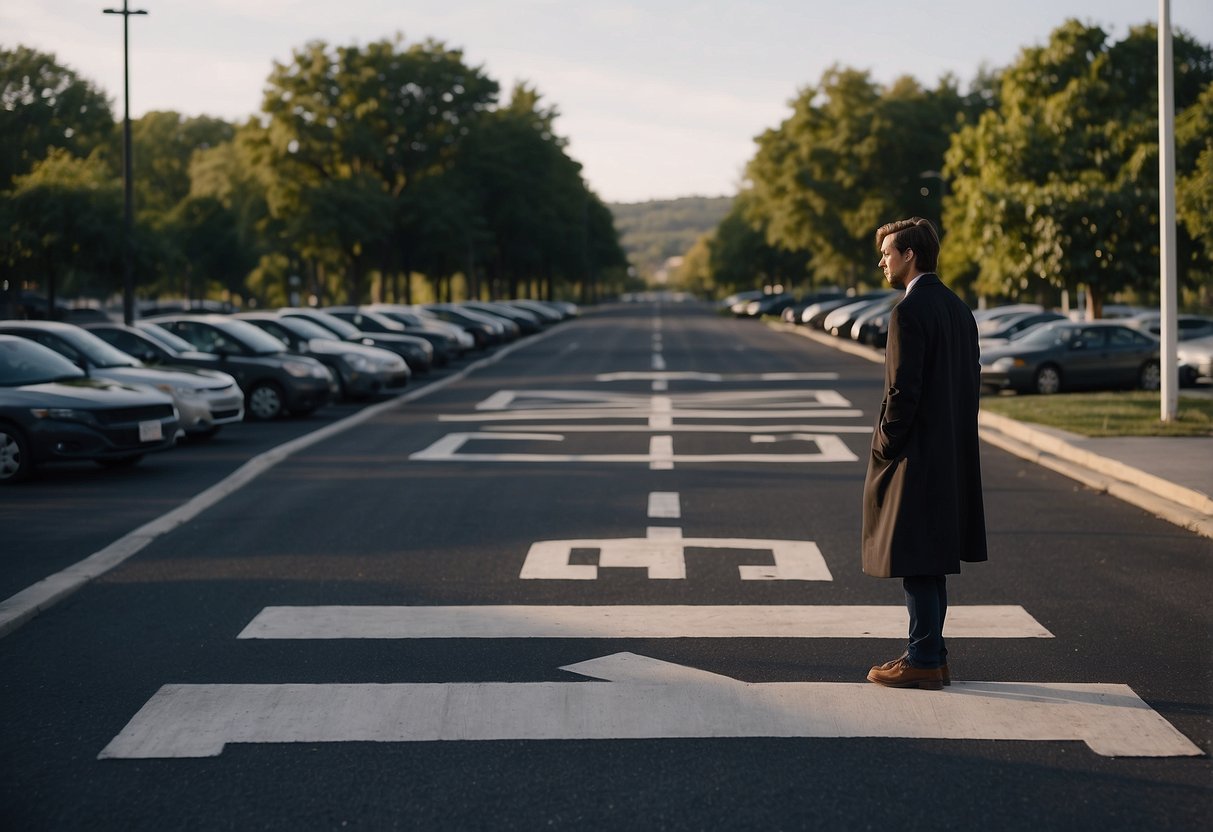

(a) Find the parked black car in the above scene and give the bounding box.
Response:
[323,307,460,366]
[361,304,475,356]
[234,313,411,399]
[144,315,335,420]
[277,308,434,374]
[0,335,179,483]
[980,321,1161,394]
[422,304,511,348]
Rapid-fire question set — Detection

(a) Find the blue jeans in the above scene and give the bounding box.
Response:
[903,575,948,668]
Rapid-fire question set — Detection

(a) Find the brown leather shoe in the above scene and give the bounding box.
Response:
[867,657,944,690]
[877,653,950,686]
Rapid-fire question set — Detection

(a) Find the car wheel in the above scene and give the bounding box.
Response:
[1139,360,1161,391]
[247,381,285,420]
[96,454,143,468]
[1034,364,1062,395]
[0,423,33,484]
[1178,366,1197,388]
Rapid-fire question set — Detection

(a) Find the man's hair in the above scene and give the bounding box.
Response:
[876,217,940,273]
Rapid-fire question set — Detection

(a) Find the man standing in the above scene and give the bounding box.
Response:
[861,217,987,690]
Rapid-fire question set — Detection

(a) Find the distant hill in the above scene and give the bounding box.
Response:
[608,196,733,280]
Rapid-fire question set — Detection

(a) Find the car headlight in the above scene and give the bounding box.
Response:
[30,407,94,423]
[157,383,202,399]
[344,354,374,373]
[989,357,1025,372]
[283,360,314,378]
[380,356,407,372]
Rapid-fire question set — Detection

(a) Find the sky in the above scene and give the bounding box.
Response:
[5,1,1212,204]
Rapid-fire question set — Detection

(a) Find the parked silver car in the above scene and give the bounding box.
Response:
[0,320,244,439]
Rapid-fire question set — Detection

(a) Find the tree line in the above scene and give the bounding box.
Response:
[0,36,632,319]
[677,20,1213,317]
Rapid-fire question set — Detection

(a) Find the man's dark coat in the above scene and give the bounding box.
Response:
[861,274,988,577]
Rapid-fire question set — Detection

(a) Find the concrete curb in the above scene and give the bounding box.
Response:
[774,320,1213,539]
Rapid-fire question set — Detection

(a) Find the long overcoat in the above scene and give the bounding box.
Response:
[861,274,988,577]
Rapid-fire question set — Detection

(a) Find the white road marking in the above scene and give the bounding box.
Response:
[237,606,1052,640]
[409,431,859,466]
[441,408,864,422]
[99,653,1199,759]
[648,492,681,519]
[651,353,667,370]
[518,530,834,580]
[651,379,668,392]
[649,435,674,470]
[596,371,841,383]
[470,389,852,411]
[649,395,673,429]
[482,424,873,434]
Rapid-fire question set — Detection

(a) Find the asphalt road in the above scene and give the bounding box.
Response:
[1,300,1210,831]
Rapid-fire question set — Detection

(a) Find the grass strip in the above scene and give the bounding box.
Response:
[980,391,1213,437]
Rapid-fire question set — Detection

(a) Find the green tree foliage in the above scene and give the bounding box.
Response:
[0,46,114,188]
[941,20,1213,316]
[745,67,969,288]
[704,194,810,298]
[0,149,122,311]
[129,111,235,215]
[259,36,499,303]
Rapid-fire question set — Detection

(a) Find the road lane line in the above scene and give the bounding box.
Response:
[236,605,1051,639]
[649,435,674,470]
[648,492,681,518]
[99,653,1199,759]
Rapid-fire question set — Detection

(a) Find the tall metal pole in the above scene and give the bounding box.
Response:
[103,1,147,325]
[1158,0,1178,423]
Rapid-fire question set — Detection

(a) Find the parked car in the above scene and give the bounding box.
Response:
[462,301,540,335]
[741,292,796,318]
[977,311,1068,351]
[422,304,513,347]
[145,314,335,420]
[846,294,901,341]
[0,335,179,483]
[1177,334,1213,387]
[507,299,571,324]
[822,292,898,336]
[277,308,434,374]
[361,304,475,355]
[781,292,846,324]
[234,313,411,399]
[1122,313,1213,342]
[800,296,856,328]
[0,320,244,439]
[979,320,1160,394]
[974,304,1043,331]
[323,307,460,366]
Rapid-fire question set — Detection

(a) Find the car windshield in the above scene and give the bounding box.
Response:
[276,316,337,341]
[294,312,360,338]
[0,338,86,385]
[1015,323,1073,347]
[138,322,195,353]
[61,328,142,368]
[212,319,291,354]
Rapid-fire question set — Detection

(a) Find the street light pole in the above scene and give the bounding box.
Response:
[103,1,147,326]
[1157,0,1179,423]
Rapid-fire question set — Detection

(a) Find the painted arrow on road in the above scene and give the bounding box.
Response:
[99,653,1201,760]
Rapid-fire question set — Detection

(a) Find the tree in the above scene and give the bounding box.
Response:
[745,67,968,288]
[0,46,114,189]
[941,20,1213,316]
[258,36,499,303]
[707,194,810,297]
[0,149,123,313]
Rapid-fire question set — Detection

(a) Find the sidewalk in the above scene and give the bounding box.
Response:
[777,323,1213,540]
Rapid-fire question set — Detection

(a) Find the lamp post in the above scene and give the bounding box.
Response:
[103,1,147,325]
[1158,0,1178,423]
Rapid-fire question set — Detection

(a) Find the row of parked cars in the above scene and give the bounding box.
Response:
[738,288,1213,395]
[0,299,578,484]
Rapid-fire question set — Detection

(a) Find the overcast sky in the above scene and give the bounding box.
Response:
[5,1,1212,203]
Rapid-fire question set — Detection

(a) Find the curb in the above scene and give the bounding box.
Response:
[774,320,1213,539]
